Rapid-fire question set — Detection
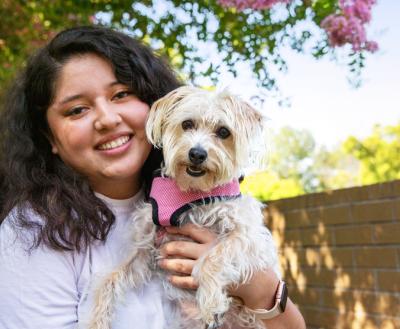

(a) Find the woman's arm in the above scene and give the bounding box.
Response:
[230,268,306,329]
[0,217,79,329]
[158,224,306,329]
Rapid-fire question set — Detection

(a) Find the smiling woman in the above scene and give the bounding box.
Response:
[0,26,305,329]
[46,54,152,198]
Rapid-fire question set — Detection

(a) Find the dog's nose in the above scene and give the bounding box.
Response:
[189,147,207,165]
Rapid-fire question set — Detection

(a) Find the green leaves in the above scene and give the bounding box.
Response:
[343,123,400,184]
[0,0,376,97]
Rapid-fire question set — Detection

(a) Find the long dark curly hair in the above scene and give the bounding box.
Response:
[0,26,181,252]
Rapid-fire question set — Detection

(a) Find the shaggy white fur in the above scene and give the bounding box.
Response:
[88,86,280,329]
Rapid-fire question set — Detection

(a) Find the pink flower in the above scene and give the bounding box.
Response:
[218,0,292,11]
[365,40,378,52]
[321,0,378,53]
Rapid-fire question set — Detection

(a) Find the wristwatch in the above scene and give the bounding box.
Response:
[248,280,288,320]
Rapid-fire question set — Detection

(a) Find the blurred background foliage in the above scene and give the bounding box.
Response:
[241,121,400,200]
[1,0,376,94]
[1,0,390,201]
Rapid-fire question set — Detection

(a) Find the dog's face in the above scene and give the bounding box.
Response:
[146,86,263,192]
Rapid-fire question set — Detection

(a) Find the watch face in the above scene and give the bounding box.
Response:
[279,283,288,312]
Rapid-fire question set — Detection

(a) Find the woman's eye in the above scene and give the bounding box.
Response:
[182,120,195,131]
[112,90,132,100]
[66,106,87,117]
[216,127,231,139]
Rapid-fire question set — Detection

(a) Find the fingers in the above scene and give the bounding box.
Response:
[158,258,199,290]
[158,258,194,275]
[165,223,216,244]
[159,239,206,259]
[160,224,217,259]
[168,275,198,290]
[158,224,217,291]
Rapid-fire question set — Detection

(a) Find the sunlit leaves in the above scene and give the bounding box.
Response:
[343,123,400,184]
[0,0,378,96]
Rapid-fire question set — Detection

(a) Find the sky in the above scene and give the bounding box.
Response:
[225,0,400,148]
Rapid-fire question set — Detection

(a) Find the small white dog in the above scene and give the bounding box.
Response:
[89,86,280,329]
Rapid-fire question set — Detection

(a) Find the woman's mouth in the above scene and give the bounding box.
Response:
[97,135,132,150]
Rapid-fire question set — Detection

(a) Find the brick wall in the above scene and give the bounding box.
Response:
[264,180,400,329]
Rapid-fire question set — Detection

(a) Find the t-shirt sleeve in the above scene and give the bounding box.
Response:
[0,216,79,329]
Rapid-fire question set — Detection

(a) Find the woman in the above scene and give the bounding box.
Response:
[0,26,305,329]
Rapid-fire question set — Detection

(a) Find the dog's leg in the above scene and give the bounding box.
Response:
[88,218,156,329]
[193,225,272,329]
[192,232,240,328]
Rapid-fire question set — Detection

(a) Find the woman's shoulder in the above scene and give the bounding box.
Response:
[0,205,45,250]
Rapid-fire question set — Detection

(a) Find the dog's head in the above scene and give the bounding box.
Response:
[146,86,263,192]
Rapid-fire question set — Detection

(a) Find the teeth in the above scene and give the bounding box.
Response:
[98,135,130,150]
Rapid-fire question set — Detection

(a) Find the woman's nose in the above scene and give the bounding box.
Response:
[94,102,122,131]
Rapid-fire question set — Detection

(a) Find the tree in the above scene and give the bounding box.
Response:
[240,126,360,201]
[1,0,378,95]
[343,122,400,185]
[241,126,316,200]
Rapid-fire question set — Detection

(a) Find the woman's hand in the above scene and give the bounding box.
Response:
[157,224,279,306]
[158,224,306,329]
[157,224,217,290]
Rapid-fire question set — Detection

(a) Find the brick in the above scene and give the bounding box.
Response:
[346,185,371,202]
[359,292,400,317]
[263,206,286,231]
[300,226,335,247]
[278,228,301,246]
[300,307,339,328]
[334,226,374,245]
[301,247,354,268]
[300,268,337,287]
[377,270,400,292]
[347,269,376,290]
[352,201,394,223]
[320,205,352,225]
[321,289,347,309]
[365,182,395,200]
[330,248,354,267]
[380,318,400,329]
[374,223,400,244]
[354,247,398,268]
[290,287,321,305]
[284,209,313,228]
[392,180,400,197]
[299,248,321,268]
[394,198,400,219]
[336,313,378,329]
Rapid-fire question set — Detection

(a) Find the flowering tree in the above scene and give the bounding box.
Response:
[0,0,378,95]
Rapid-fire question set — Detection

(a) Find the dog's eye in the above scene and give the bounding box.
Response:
[182,120,195,131]
[216,127,231,139]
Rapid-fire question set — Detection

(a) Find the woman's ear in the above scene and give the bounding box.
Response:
[145,86,196,147]
[42,129,59,154]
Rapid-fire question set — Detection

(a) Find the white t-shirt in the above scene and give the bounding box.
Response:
[0,190,173,329]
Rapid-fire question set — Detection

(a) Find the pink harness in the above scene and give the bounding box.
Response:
[149,176,241,226]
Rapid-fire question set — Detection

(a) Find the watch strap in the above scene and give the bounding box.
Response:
[247,280,288,320]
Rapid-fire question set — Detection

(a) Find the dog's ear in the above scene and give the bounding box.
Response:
[218,91,263,140]
[146,86,197,147]
[238,100,263,139]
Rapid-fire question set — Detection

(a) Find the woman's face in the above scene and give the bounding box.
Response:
[46,53,152,198]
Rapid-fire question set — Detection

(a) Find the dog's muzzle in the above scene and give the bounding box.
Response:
[189,146,207,165]
[187,147,207,177]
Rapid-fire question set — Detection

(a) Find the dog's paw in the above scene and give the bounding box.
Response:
[204,313,225,329]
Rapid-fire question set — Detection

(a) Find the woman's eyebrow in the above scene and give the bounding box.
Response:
[59,81,122,105]
[60,94,84,105]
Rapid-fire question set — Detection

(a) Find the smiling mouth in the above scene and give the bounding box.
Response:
[186,166,206,177]
[97,134,132,150]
